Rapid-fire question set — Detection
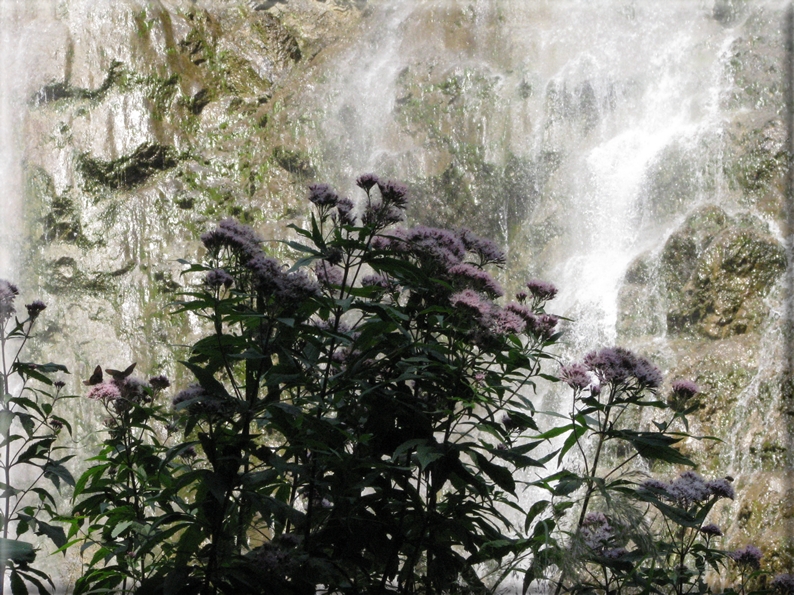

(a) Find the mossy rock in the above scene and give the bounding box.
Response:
[659,205,729,305]
[724,119,789,220]
[667,225,786,338]
[78,143,179,190]
[659,205,785,339]
[272,146,315,178]
[724,22,784,112]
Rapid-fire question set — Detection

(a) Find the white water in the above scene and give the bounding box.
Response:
[311,0,748,351]
[0,1,25,280]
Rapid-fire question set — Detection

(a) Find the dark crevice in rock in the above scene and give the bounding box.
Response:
[32,61,124,105]
[41,196,82,243]
[78,143,179,190]
[272,146,315,177]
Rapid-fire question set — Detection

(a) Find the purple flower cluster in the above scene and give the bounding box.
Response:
[356,173,379,192]
[356,179,409,229]
[201,219,263,261]
[172,384,226,415]
[0,279,19,322]
[580,512,614,551]
[25,300,46,319]
[447,263,504,297]
[88,381,122,403]
[393,225,467,270]
[149,375,171,391]
[668,471,711,505]
[245,252,320,302]
[280,271,321,302]
[334,197,356,225]
[314,261,344,287]
[773,574,794,594]
[527,313,559,339]
[730,545,762,569]
[308,183,340,207]
[247,254,284,293]
[700,523,722,537]
[87,374,154,414]
[205,268,234,289]
[450,290,493,322]
[490,309,526,335]
[377,180,409,209]
[502,303,557,338]
[361,273,397,291]
[583,347,662,389]
[458,228,506,266]
[504,302,534,322]
[312,318,353,336]
[672,379,699,399]
[560,362,592,391]
[706,477,735,499]
[362,201,404,227]
[641,471,735,507]
[172,384,207,409]
[526,280,558,302]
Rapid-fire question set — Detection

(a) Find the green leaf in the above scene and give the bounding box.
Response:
[557,422,586,466]
[0,410,12,435]
[179,360,232,400]
[111,520,133,538]
[416,444,443,470]
[43,460,75,489]
[616,430,695,466]
[535,423,575,440]
[9,569,28,595]
[0,538,36,564]
[473,452,515,494]
[553,472,583,496]
[34,520,67,549]
[524,500,549,533]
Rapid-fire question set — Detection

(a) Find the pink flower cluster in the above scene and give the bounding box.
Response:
[201,218,263,261]
[640,471,735,507]
[583,347,662,389]
[447,263,504,297]
[730,544,762,569]
[457,228,506,266]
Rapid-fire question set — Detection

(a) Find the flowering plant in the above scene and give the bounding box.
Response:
[67,176,563,594]
[58,176,778,595]
[0,283,71,595]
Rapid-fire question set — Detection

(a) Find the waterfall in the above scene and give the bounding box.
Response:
[308,0,745,351]
[0,2,25,279]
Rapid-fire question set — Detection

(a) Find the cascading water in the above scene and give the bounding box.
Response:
[0,2,24,279]
[310,0,749,350]
[2,0,792,588]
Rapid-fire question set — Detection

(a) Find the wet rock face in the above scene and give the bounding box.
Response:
[661,207,786,339]
[19,0,363,382]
